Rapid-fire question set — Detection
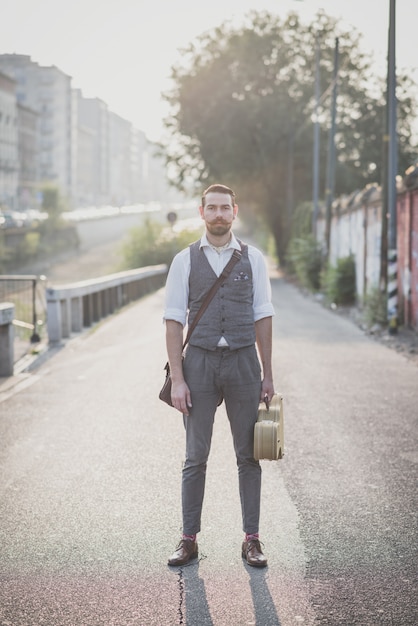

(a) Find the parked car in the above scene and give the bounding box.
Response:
[0,209,24,228]
[0,208,31,229]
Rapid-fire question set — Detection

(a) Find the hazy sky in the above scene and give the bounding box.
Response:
[2,0,417,141]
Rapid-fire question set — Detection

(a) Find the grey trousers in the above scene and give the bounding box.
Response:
[181,344,262,535]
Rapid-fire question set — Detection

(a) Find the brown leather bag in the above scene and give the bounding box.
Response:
[158,361,176,406]
[159,247,243,407]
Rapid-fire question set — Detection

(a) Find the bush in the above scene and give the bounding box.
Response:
[286,235,323,291]
[363,287,387,326]
[120,218,202,269]
[23,231,41,258]
[323,255,356,305]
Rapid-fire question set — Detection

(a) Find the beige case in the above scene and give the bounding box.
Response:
[253,394,284,461]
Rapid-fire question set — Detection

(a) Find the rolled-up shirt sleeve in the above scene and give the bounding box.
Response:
[248,246,275,321]
[163,248,190,327]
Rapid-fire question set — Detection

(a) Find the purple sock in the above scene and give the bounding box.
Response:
[245,533,259,542]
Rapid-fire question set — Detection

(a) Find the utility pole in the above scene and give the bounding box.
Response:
[287,127,295,227]
[312,34,320,238]
[387,0,398,334]
[324,37,339,259]
[380,85,389,294]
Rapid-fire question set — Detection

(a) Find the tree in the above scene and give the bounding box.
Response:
[161,10,417,264]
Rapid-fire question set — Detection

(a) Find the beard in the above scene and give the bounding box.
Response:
[206,221,232,237]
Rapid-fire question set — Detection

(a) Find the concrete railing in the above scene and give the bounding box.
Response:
[46,265,167,344]
[0,303,15,377]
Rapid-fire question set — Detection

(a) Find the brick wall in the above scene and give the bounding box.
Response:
[398,187,418,328]
[317,184,418,330]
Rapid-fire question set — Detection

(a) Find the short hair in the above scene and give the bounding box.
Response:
[201,184,236,207]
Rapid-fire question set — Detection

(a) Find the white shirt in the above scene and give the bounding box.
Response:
[163,232,275,328]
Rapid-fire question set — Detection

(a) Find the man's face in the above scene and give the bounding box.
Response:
[199,192,238,237]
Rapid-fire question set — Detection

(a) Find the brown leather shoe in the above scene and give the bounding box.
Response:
[242,539,268,568]
[168,539,198,566]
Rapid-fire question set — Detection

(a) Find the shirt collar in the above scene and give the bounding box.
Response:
[200,231,240,250]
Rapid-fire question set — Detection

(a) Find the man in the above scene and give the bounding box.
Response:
[163,183,275,568]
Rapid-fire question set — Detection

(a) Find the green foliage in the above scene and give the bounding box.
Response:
[2,224,79,271]
[41,184,67,228]
[120,218,203,269]
[161,10,417,264]
[38,224,79,257]
[363,287,387,326]
[322,255,356,305]
[121,220,164,268]
[12,231,41,266]
[23,231,41,257]
[235,212,278,264]
[290,202,313,239]
[0,231,7,272]
[286,235,323,291]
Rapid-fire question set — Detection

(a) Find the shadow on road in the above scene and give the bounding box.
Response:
[183,562,213,626]
[245,562,281,626]
[170,559,281,626]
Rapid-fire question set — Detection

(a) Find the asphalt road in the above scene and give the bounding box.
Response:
[0,276,417,625]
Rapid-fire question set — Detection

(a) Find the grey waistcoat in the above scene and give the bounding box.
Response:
[188,239,256,350]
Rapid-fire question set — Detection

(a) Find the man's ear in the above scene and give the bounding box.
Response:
[233,203,239,218]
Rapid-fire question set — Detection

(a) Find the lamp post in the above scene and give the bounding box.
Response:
[324,37,339,259]
[292,0,320,237]
[387,0,398,334]
[312,33,320,238]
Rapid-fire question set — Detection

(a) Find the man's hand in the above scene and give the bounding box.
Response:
[255,316,274,404]
[165,320,192,415]
[260,377,275,404]
[171,380,192,416]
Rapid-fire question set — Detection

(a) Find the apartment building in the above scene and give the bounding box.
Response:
[77,93,110,207]
[0,54,73,203]
[109,111,132,206]
[131,127,148,203]
[0,71,18,210]
[76,123,95,207]
[0,53,183,210]
[17,102,38,209]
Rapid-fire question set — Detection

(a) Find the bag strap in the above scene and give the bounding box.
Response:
[182,244,243,349]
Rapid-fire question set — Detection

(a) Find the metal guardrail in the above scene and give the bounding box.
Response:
[46,265,167,343]
[0,275,46,363]
[0,266,167,373]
